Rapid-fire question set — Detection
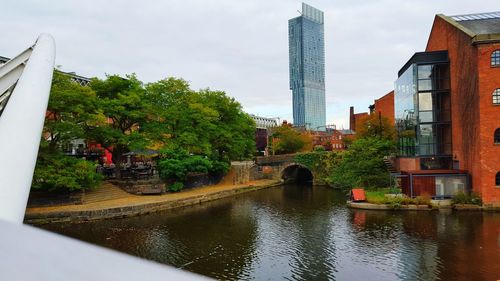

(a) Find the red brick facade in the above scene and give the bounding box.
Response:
[373,91,395,125]
[424,15,500,205]
[349,106,369,132]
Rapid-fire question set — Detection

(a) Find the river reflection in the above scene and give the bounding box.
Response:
[40,184,500,281]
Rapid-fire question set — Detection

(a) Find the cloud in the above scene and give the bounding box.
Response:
[1,0,498,128]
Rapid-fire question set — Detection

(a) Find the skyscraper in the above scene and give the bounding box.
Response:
[288,3,326,131]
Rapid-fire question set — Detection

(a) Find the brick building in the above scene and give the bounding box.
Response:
[372,90,395,125]
[249,115,278,154]
[391,12,500,206]
[349,106,369,131]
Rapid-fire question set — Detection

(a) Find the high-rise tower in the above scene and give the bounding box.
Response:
[288,3,326,130]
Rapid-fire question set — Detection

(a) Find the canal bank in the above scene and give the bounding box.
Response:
[25,179,281,225]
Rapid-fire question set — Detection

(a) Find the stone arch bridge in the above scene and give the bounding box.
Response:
[252,154,315,184]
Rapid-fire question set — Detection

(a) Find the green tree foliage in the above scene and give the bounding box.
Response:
[156,149,220,192]
[144,78,218,155]
[272,125,313,155]
[327,137,396,189]
[88,74,149,163]
[34,73,255,192]
[355,113,396,141]
[145,79,255,173]
[32,149,102,192]
[32,72,103,192]
[44,72,99,151]
[198,90,256,162]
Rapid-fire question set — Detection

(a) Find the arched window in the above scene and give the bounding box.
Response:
[492,50,500,67]
[495,128,500,144]
[496,172,500,186]
[494,89,500,105]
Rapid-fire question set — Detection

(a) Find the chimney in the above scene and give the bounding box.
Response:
[349,106,355,131]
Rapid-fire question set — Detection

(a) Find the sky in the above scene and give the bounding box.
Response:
[1,0,498,128]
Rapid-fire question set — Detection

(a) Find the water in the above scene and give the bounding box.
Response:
[40,184,500,281]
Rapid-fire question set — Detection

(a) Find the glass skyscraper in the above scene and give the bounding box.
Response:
[288,3,326,130]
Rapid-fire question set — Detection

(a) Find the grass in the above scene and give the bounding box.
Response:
[364,188,431,208]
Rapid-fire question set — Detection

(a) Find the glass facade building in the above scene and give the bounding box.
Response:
[288,3,326,131]
[395,51,452,170]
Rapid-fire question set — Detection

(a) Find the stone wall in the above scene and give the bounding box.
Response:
[110,178,165,195]
[230,161,254,184]
[27,191,84,207]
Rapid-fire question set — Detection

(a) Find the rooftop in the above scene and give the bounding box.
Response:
[441,11,500,42]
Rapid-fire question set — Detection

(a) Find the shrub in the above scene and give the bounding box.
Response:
[452,191,482,205]
[32,152,102,192]
[313,145,326,152]
[365,188,432,207]
[156,148,229,184]
[168,182,184,192]
[327,137,396,189]
[414,193,431,205]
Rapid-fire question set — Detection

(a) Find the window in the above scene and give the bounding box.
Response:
[491,50,500,67]
[493,89,500,105]
[495,128,500,144]
[496,172,500,186]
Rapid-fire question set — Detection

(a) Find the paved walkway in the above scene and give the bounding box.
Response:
[25,179,281,224]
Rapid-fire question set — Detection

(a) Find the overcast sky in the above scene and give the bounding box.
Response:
[2,0,498,128]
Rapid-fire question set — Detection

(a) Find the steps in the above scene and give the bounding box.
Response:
[383,156,398,174]
[83,182,132,204]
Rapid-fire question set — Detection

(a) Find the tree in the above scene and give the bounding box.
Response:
[198,89,255,164]
[88,74,149,163]
[44,72,99,152]
[144,79,255,171]
[327,137,396,189]
[355,113,396,141]
[272,125,313,155]
[33,72,103,192]
[144,78,218,155]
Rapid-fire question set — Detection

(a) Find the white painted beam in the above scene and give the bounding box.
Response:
[0,34,55,224]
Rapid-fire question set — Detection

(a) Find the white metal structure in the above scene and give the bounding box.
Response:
[0,219,208,281]
[0,34,56,224]
[0,35,207,280]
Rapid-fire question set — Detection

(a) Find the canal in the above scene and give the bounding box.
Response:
[41,184,500,281]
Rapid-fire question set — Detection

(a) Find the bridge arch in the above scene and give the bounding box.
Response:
[281,163,313,183]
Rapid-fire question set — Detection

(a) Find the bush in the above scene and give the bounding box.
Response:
[414,194,431,205]
[313,145,326,152]
[327,137,395,189]
[168,182,184,192]
[32,152,102,192]
[156,148,229,184]
[452,191,482,205]
[365,189,431,207]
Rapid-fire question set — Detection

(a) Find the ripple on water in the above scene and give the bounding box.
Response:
[40,184,500,281]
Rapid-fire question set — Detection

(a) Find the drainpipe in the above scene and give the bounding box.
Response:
[410,174,414,198]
